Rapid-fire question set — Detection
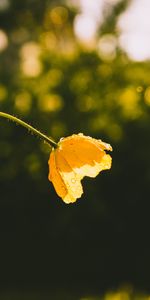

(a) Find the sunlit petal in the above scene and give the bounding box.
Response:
[48,133,112,204]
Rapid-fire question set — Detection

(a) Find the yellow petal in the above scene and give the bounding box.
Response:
[48,148,83,204]
[55,149,83,203]
[48,133,112,204]
[48,149,67,200]
[58,134,112,178]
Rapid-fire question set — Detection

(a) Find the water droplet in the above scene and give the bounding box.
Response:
[71,178,76,183]
[60,137,64,141]
[78,133,84,136]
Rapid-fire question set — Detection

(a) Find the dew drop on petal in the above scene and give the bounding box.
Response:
[71,178,76,183]
[60,137,64,141]
[78,133,84,136]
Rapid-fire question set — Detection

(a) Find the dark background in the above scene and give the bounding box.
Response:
[0,0,150,299]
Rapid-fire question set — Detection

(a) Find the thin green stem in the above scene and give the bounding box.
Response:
[0,112,58,148]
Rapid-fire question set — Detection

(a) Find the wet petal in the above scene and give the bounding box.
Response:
[59,134,112,178]
[48,150,67,200]
[48,133,112,204]
[55,149,83,203]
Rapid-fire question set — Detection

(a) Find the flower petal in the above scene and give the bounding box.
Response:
[48,133,112,204]
[55,149,83,203]
[58,134,112,178]
[48,150,67,200]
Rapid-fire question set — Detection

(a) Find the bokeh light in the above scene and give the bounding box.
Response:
[97,34,117,60]
[118,0,150,61]
[0,0,9,11]
[20,42,42,77]
[0,29,8,52]
[74,0,105,44]
[14,92,32,115]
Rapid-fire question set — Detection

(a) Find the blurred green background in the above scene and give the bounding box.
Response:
[0,0,150,299]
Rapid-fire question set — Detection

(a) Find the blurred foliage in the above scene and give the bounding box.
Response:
[0,0,150,298]
[1,287,150,300]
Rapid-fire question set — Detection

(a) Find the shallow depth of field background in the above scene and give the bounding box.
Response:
[0,0,150,299]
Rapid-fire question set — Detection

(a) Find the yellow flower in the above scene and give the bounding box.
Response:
[48,133,112,204]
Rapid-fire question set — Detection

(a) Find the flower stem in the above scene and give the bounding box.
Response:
[0,112,58,148]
